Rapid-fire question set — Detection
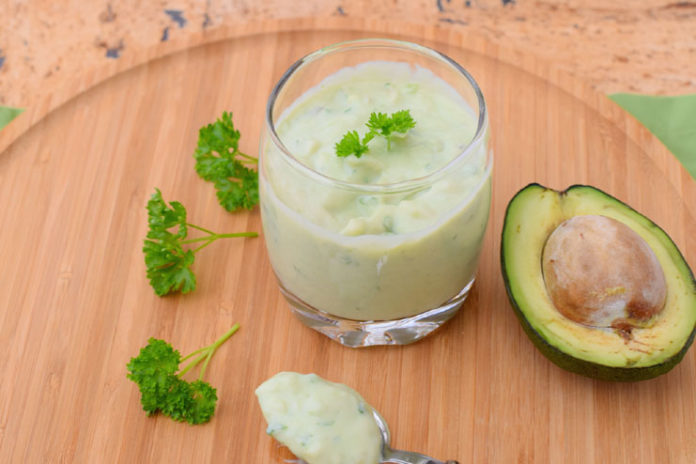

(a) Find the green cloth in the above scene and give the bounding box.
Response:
[0,105,24,130]
[610,93,696,179]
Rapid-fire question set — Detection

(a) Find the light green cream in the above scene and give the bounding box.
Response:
[261,61,491,321]
[255,372,382,464]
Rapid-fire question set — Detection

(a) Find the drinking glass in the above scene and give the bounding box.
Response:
[259,38,492,347]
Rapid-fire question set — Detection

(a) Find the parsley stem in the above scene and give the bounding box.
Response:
[213,323,241,348]
[199,351,215,381]
[177,324,241,380]
[179,237,213,245]
[199,323,240,380]
[215,232,259,239]
[193,240,216,254]
[186,223,216,235]
[187,231,258,253]
[179,352,207,378]
[237,153,258,162]
[180,231,259,245]
[181,346,208,363]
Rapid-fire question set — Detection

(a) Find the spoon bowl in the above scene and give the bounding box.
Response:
[295,407,459,464]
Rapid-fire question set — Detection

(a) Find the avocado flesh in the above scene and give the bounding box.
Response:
[501,183,696,380]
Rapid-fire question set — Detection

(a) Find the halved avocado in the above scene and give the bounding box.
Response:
[501,183,696,381]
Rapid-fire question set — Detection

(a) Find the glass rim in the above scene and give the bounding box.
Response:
[264,38,489,193]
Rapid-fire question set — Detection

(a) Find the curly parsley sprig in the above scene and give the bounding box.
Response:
[143,189,257,296]
[127,324,240,424]
[335,109,416,158]
[194,111,259,211]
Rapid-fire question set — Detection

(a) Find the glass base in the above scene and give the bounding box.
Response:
[278,279,475,347]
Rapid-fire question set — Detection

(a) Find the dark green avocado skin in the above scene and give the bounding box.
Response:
[502,280,695,381]
[500,183,696,382]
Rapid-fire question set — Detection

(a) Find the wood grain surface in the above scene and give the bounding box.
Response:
[1,19,695,463]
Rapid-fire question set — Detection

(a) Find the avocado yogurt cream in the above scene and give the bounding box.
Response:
[261,61,491,321]
[256,372,382,464]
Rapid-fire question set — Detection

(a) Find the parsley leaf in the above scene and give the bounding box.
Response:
[160,378,195,422]
[385,109,416,136]
[126,338,181,415]
[143,189,195,296]
[187,381,218,425]
[335,130,370,158]
[335,109,416,157]
[127,324,240,425]
[143,189,257,296]
[194,111,259,211]
[365,112,392,135]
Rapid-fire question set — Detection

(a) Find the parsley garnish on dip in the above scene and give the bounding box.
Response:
[335,109,416,157]
[255,372,382,464]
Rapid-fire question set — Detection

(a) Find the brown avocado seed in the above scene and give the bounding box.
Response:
[542,215,666,330]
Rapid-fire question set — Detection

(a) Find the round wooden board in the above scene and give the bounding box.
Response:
[2,18,695,463]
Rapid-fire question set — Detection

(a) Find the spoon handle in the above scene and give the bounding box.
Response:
[382,449,459,464]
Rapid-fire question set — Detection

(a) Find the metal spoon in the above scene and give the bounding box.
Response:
[371,408,459,464]
[294,408,459,464]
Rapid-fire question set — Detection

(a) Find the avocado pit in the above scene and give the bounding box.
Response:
[542,215,666,331]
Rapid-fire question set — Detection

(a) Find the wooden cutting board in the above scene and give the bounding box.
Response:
[2,18,695,463]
